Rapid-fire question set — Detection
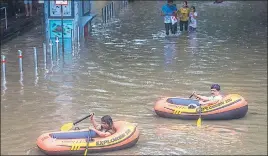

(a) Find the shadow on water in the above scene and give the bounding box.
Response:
[26,146,45,155]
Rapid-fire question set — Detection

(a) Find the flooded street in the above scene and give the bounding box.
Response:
[1,1,267,155]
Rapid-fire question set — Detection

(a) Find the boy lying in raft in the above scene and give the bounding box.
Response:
[89,114,116,138]
[192,84,223,106]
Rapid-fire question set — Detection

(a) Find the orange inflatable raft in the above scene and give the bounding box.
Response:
[154,94,248,120]
[36,121,139,155]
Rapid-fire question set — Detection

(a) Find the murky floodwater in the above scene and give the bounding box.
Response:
[1,1,267,155]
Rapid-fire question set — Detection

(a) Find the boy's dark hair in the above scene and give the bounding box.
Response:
[101,115,114,128]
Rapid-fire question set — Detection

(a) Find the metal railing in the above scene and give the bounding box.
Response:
[1,29,82,88]
[102,2,115,24]
[101,1,128,24]
[0,7,8,30]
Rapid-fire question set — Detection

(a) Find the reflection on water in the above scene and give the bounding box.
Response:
[164,39,177,70]
[155,123,247,155]
[188,31,198,54]
[1,80,7,95]
[1,1,267,155]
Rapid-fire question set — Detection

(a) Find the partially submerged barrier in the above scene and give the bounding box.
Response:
[102,1,128,24]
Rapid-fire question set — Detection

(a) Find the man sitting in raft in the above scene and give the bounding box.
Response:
[192,84,223,106]
[89,114,116,138]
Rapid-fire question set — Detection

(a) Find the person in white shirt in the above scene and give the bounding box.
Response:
[192,84,223,106]
[189,6,197,32]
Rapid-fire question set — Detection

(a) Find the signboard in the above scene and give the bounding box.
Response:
[49,1,74,18]
[55,0,68,5]
[49,20,73,38]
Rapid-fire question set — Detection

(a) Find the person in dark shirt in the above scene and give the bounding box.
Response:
[89,114,116,138]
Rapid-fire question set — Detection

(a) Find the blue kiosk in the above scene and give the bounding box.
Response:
[43,0,95,53]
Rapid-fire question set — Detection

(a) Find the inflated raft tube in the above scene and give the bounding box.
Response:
[154,94,248,120]
[36,121,139,155]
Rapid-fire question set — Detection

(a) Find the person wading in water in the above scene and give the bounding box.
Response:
[177,1,190,32]
[161,0,177,36]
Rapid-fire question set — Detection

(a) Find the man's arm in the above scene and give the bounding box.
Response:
[193,93,210,101]
[89,115,99,129]
[177,8,184,19]
[91,128,112,138]
[200,99,220,105]
[176,8,180,16]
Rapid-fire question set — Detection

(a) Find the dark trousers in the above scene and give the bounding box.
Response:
[173,23,177,34]
[180,20,188,31]
[165,23,177,35]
